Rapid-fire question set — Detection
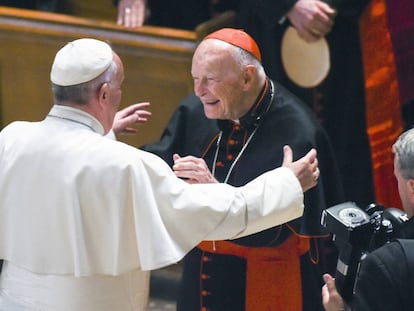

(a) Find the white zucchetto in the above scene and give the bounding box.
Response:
[50,38,113,86]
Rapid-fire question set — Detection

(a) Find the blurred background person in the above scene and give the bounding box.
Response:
[115,0,238,29]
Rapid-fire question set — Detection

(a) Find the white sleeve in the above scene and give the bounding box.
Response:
[133,152,304,270]
[203,167,304,240]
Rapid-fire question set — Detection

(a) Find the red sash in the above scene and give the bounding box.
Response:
[198,234,310,311]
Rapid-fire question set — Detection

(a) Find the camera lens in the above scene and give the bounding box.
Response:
[338,207,369,226]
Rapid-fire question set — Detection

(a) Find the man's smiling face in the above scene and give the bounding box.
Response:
[191,40,249,121]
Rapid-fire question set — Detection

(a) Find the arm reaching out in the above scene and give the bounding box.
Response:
[112,102,152,135]
[172,145,319,191]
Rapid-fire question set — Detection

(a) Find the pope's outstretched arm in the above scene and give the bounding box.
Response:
[131,144,319,269]
[204,145,319,240]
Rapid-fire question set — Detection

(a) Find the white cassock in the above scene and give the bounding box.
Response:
[0,105,304,310]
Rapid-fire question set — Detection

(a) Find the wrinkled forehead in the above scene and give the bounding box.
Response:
[192,40,237,72]
[194,39,235,60]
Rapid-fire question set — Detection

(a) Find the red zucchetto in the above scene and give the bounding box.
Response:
[204,28,262,62]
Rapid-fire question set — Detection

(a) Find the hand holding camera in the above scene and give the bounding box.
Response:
[321,201,409,302]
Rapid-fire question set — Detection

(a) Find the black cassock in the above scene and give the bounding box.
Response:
[143,80,344,311]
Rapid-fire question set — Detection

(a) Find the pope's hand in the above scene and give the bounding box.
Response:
[282,145,319,192]
[112,102,151,135]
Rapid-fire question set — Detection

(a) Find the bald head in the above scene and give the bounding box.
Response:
[204,28,262,62]
[192,38,265,82]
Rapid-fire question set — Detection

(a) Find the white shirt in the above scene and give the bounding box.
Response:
[0,105,304,309]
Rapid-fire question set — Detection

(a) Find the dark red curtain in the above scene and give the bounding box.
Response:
[360,0,403,208]
[385,0,414,106]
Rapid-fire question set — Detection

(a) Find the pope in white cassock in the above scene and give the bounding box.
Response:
[0,38,320,310]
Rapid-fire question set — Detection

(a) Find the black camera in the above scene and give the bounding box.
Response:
[321,201,409,302]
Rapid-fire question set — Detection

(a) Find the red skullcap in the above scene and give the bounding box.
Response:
[204,28,262,62]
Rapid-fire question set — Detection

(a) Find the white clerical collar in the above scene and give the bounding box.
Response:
[47,105,105,135]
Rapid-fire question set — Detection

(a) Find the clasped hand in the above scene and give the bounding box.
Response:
[172,154,218,184]
[287,0,336,42]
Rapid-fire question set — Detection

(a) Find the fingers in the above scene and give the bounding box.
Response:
[112,102,151,135]
[323,273,336,291]
[119,102,152,122]
[322,274,333,306]
[323,273,334,284]
[321,273,346,311]
[117,0,147,27]
[323,273,338,299]
[289,0,336,42]
[313,167,320,182]
[302,148,317,165]
[282,145,293,167]
[283,147,319,192]
[302,17,333,42]
[173,155,205,173]
[119,102,150,116]
[305,148,319,187]
[173,155,216,183]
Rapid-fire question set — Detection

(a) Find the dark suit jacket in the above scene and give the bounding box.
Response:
[352,219,414,310]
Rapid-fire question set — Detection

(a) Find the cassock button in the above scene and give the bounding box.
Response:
[227,154,234,161]
[202,255,211,262]
[201,290,210,296]
[229,139,237,145]
[201,273,210,280]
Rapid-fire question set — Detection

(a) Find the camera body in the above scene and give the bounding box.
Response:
[321,201,409,301]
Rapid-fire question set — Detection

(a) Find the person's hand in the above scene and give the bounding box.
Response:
[287,0,336,42]
[322,274,346,311]
[172,154,218,184]
[117,0,147,28]
[282,145,319,192]
[112,102,151,135]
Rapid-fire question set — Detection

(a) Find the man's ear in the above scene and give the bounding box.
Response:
[99,82,110,103]
[407,179,414,202]
[242,65,256,89]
